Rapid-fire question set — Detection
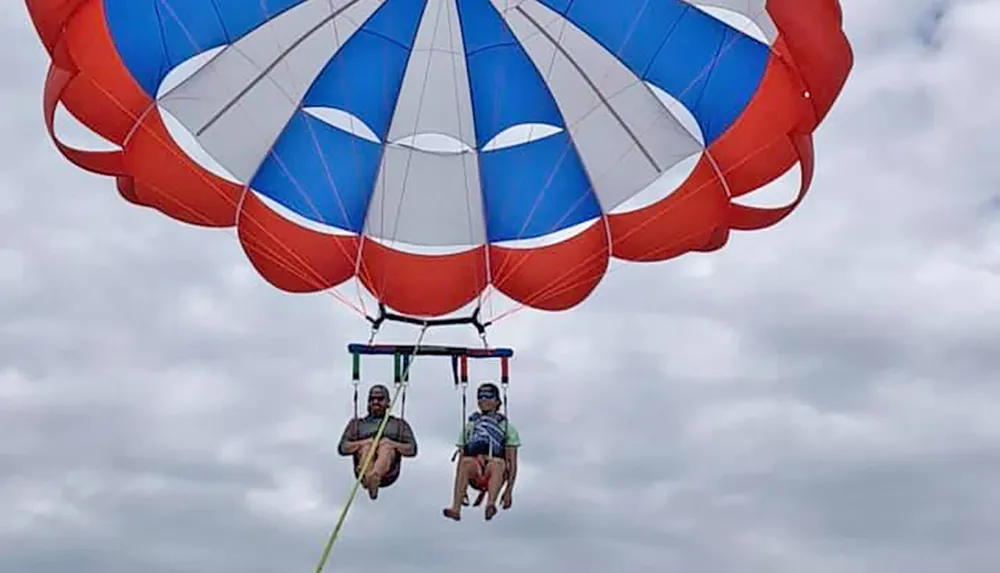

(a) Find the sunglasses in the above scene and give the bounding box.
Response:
[477,393,498,400]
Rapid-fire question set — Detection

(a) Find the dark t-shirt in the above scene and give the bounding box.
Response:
[337,415,417,458]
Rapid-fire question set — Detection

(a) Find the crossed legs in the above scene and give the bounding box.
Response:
[354,440,398,500]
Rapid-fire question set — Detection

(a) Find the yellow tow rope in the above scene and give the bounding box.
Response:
[313,326,428,573]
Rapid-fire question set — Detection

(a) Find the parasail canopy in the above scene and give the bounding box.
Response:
[26,0,853,320]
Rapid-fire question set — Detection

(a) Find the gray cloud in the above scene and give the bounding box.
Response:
[3,1,1000,572]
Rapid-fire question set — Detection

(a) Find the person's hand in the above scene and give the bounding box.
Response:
[501,490,513,510]
[351,438,372,453]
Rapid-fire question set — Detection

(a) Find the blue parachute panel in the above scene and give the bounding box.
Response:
[249,110,382,233]
[457,0,566,149]
[479,132,601,242]
[688,27,772,143]
[302,0,427,141]
[104,0,307,97]
[536,0,769,143]
[212,0,306,40]
[359,0,428,47]
[536,0,688,79]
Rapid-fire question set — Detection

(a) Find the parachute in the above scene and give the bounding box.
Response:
[26,0,852,324]
[25,0,853,559]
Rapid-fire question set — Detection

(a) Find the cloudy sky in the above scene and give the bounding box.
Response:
[3,1,999,572]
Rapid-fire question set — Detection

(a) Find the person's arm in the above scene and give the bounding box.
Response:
[337,420,369,456]
[504,423,520,493]
[504,447,518,489]
[392,419,418,457]
[457,423,465,446]
[452,422,469,461]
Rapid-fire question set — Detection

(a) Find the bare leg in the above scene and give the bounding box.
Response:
[365,442,398,500]
[444,458,478,521]
[355,443,374,490]
[484,459,506,520]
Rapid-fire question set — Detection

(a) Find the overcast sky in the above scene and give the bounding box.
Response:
[2,1,999,572]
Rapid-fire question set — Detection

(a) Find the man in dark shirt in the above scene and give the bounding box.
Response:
[337,384,417,500]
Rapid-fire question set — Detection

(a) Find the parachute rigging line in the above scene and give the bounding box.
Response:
[314,324,429,573]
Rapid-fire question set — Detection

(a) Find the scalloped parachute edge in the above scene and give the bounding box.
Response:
[26,0,853,318]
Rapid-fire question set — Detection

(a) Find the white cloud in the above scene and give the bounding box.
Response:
[3,1,1000,572]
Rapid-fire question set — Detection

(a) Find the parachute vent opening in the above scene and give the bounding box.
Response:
[157,46,226,99]
[489,218,599,251]
[361,235,480,256]
[251,191,357,237]
[482,124,563,152]
[304,107,381,143]
[609,152,703,215]
[53,103,120,152]
[157,107,243,186]
[390,133,474,155]
[645,83,704,147]
[156,47,243,186]
[731,161,802,209]
[694,5,771,44]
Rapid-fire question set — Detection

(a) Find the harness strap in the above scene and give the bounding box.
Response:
[460,380,468,447]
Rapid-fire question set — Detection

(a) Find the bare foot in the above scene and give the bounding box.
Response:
[442,508,461,521]
[485,504,497,521]
[366,473,380,500]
